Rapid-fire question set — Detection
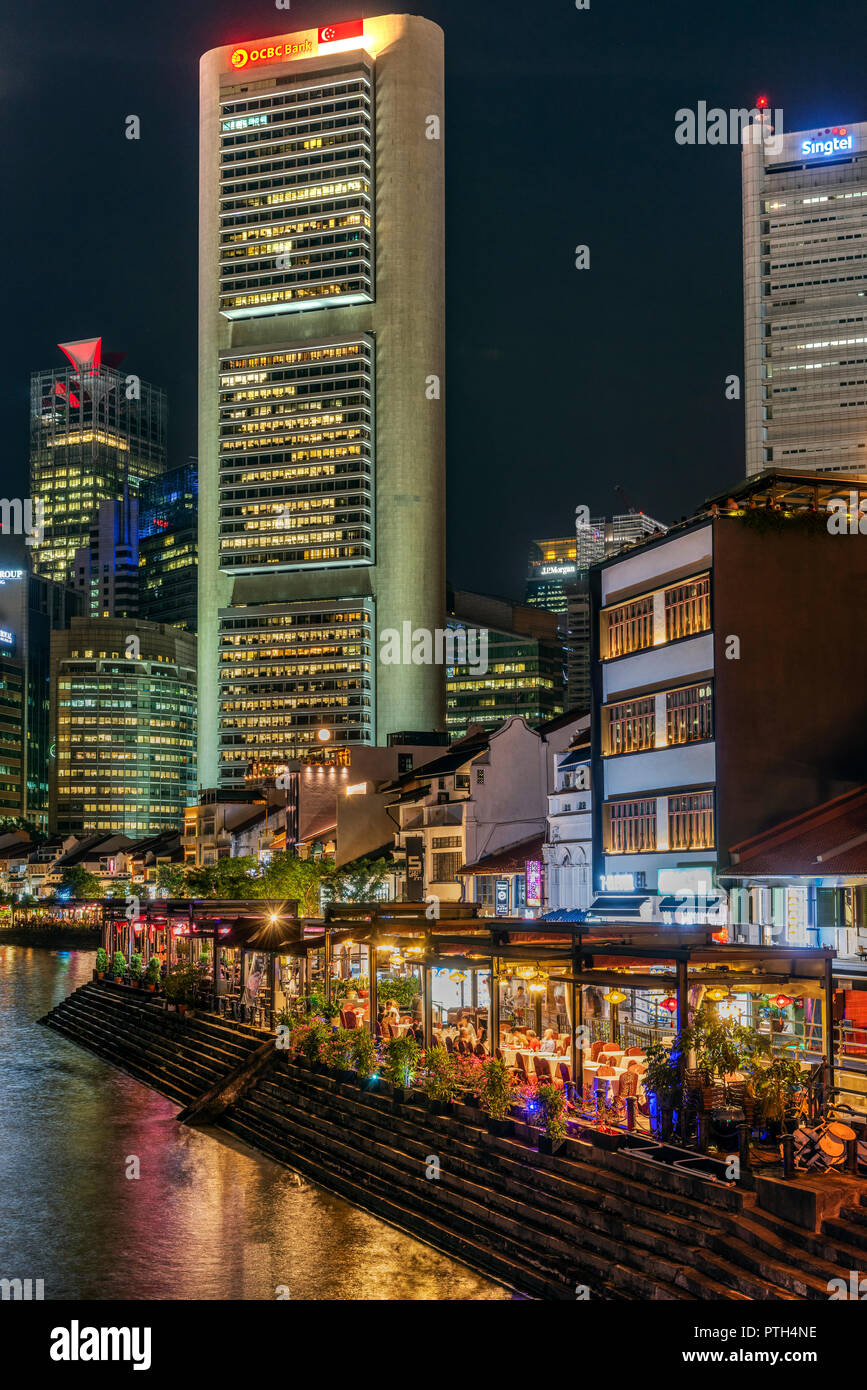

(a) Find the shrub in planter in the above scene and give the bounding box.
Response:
[95,948,108,978]
[642,1040,681,1138]
[322,1028,356,1080]
[162,964,198,1012]
[418,1045,460,1112]
[350,1028,377,1085]
[144,956,162,991]
[454,1051,484,1106]
[129,953,143,986]
[535,1082,567,1155]
[297,1022,331,1069]
[478,1057,520,1135]
[382,1034,421,1100]
[112,951,128,983]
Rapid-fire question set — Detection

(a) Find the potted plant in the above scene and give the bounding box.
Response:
[298,1021,330,1070]
[382,1034,421,1103]
[163,964,197,1015]
[112,951,127,985]
[534,1081,568,1155]
[454,1050,484,1107]
[478,1057,519,1136]
[322,1028,356,1083]
[749,1049,806,1138]
[129,953,143,988]
[418,1045,459,1114]
[350,1029,377,1087]
[144,956,161,992]
[642,1040,681,1139]
[95,948,108,979]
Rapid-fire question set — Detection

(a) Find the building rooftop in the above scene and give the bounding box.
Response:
[726,784,867,877]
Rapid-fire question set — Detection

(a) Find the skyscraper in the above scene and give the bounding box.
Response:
[30,338,166,584]
[50,618,197,836]
[198,16,445,791]
[743,115,867,475]
[0,540,83,828]
[139,462,198,632]
[72,492,139,620]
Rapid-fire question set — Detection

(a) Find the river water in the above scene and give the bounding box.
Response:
[0,947,510,1301]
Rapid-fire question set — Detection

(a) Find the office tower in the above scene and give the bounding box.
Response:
[198,16,446,792]
[50,618,197,836]
[743,115,867,475]
[445,591,564,740]
[524,538,578,616]
[0,541,83,828]
[30,338,166,584]
[72,492,139,620]
[139,461,198,632]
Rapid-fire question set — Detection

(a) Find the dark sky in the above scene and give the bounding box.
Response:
[4,0,867,599]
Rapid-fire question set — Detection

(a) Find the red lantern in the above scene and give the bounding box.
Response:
[660,996,678,1013]
[773,994,793,1009]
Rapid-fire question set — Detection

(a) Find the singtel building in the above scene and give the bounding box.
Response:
[743,115,867,476]
[198,15,446,791]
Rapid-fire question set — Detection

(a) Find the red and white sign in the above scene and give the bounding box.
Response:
[229,20,364,73]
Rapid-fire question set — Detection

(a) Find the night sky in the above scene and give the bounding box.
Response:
[4,0,867,599]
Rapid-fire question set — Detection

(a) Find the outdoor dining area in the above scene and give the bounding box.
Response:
[97,896,866,1166]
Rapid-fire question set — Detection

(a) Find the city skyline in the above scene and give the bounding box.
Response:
[6,0,867,602]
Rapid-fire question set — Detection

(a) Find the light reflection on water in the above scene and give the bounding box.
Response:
[0,948,511,1301]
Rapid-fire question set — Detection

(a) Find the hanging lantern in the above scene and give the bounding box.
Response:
[706,987,730,1002]
[773,994,793,1009]
[660,996,678,1013]
[449,971,466,984]
[604,989,627,1005]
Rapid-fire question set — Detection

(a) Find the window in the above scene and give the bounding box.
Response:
[397,753,413,775]
[605,595,654,658]
[476,768,485,785]
[605,695,655,755]
[432,851,462,882]
[666,683,713,745]
[476,875,495,908]
[668,791,715,850]
[606,799,657,853]
[664,575,710,643]
[432,835,461,849]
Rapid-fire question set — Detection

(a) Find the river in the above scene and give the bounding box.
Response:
[0,946,510,1300]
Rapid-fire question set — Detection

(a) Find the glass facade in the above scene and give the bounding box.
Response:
[54,636,197,836]
[218,598,374,788]
[30,359,166,585]
[218,66,374,319]
[445,620,564,740]
[218,341,374,572]
[139,462,198,632]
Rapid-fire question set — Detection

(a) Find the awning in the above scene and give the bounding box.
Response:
[586,894,651,918]
[537,908,588,923]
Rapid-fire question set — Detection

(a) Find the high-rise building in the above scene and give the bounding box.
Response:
[0,541,82,828]
[743,115,867,475]
[198,17,445,792]
[50,617,197,836]
[524,538,578,616]
[30,338,166,584]
[72,492,139,620]
[445,591,564,740]
[139,462,198,632]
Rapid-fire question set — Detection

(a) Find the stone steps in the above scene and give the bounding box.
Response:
[219,1061,841,1301]
[40,982,265,1107]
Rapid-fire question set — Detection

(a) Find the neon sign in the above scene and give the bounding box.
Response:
[229,20,363,73]
[802,128,852,157]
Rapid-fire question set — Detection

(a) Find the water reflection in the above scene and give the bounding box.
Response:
[0,948,511,1300]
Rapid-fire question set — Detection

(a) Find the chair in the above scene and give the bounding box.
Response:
[388,1023,401,1039]
[558,1061,572,1086]
[533,1055,553,1082]
[375,1021,384,1039]
[515,1052,530,1079]
[590,1040,606,1062]
[445,1034,454,1053]
[619,1070,638,1098]
[495,1046,504,1062]
[626,1045,644,1056]
[474,1042,486,1059]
